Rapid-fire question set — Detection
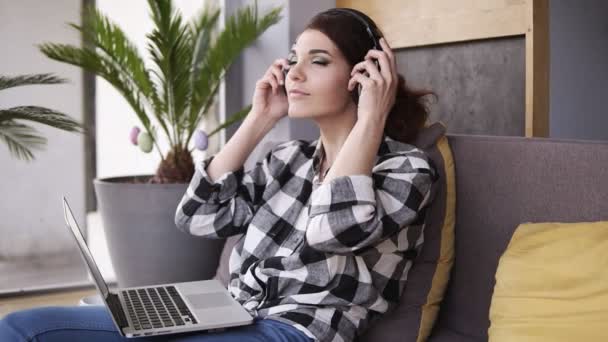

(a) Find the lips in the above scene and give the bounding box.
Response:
[288,89,310,96]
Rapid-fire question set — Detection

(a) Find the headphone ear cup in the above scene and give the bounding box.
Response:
[350,84,360,104]
[349,69,366,104]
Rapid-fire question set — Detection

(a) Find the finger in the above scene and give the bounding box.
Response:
[350,59,383,83]
[349,72,374,91]
[272,58,290,81]
[379,37,395,60]
[379,37,397,72]
[273,58,288,68]
[256,78,270,90]
[269,67,284,85]
[364,59,383,82]
[375,37,395,70]
[348,72,374,91]
[264,75,278,94]
[271,76,280,94]
[363,49,393,83]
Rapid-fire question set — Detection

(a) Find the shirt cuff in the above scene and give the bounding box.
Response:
[309,174,376,217]
[191,154,244,204]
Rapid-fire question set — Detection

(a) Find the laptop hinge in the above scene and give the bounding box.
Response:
[106,292,129,329]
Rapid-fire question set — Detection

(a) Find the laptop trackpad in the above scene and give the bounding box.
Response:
[186,292,233,309]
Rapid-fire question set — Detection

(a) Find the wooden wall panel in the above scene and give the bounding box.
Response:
[525,0,550,137]
[336,0,549,137]
[336,0,527,48]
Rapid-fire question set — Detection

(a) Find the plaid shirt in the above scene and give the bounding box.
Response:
[175,133,437,342]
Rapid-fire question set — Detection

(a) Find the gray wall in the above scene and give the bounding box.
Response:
[397,38,526,136]
[550,0,608,141]
[0,0,86,259]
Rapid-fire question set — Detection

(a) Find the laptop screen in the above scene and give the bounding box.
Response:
[62,197,110,298]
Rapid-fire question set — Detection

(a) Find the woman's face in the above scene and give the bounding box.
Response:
[285,29,354,119]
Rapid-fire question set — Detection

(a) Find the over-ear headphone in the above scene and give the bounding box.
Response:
[282,8,383,101]
[332,8,381,51]
[332,8,382,103]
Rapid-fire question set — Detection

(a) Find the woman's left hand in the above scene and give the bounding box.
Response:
[348,37,398,125]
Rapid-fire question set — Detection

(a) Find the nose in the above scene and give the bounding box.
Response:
[286,61,306,83]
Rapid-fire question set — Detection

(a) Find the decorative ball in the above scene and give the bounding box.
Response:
[194,129,208,151]
[129,126,141,145]
[138,132,153,153]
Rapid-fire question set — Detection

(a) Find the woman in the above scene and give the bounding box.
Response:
[0,8,437,342]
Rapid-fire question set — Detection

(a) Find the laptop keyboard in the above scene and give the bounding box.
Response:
[121,286,198,331]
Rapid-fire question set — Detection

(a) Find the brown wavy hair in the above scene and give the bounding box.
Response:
[305,8,436,144]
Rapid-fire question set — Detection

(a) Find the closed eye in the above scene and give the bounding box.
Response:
[286,60,328,66]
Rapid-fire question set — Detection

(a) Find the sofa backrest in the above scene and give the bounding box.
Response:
[433,134,608,340]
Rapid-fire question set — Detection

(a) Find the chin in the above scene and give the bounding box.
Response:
[287,106,313,118]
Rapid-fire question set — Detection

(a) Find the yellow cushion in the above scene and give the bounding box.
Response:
[417,127,456,342]
[489,221,608,342]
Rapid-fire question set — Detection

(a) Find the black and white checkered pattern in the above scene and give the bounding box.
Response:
[175,133,438,342]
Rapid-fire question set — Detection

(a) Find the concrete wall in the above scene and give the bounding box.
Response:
[0,0,86,258]
[549,0,608,141]
[397,37,526,136]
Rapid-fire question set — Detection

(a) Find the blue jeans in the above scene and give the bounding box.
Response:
[0,306,313,342]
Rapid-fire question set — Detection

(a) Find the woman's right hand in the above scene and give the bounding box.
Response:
[251,58,289,121]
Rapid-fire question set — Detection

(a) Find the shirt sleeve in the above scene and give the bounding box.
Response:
[305,149,437,254]
[174,148,273,239]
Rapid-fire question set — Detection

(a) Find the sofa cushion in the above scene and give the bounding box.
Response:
[214,234,241,287]
[488,221,608,342]
[427,329,485,342]
[432,135,608,341]
[360,121,456,342]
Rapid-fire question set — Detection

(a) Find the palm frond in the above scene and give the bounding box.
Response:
[182,5,220,132]
[38,43,153,134]
[185,2,283,145]
[147,0,193,147]
[189,5,221,94]
[57,6,173,147]
[0,107,83,133]
[36,0,284,169]
[0,73,67,91]
[208,104,252,137]
[74,7,166,123]
[0,120,46,161]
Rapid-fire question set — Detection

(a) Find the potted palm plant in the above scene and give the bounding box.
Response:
[0,74,82,161]
[38,0,283,287]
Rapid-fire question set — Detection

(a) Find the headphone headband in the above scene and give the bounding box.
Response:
[332,8,380,50]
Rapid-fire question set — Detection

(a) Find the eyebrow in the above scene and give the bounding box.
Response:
[289,48,333,57]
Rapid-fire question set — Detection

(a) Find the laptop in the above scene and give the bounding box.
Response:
[62,197,253,338]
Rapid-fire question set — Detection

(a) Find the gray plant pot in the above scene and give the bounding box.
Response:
[93,176,225,288]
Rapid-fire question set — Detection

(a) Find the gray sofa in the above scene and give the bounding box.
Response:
[214,133,608,341]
